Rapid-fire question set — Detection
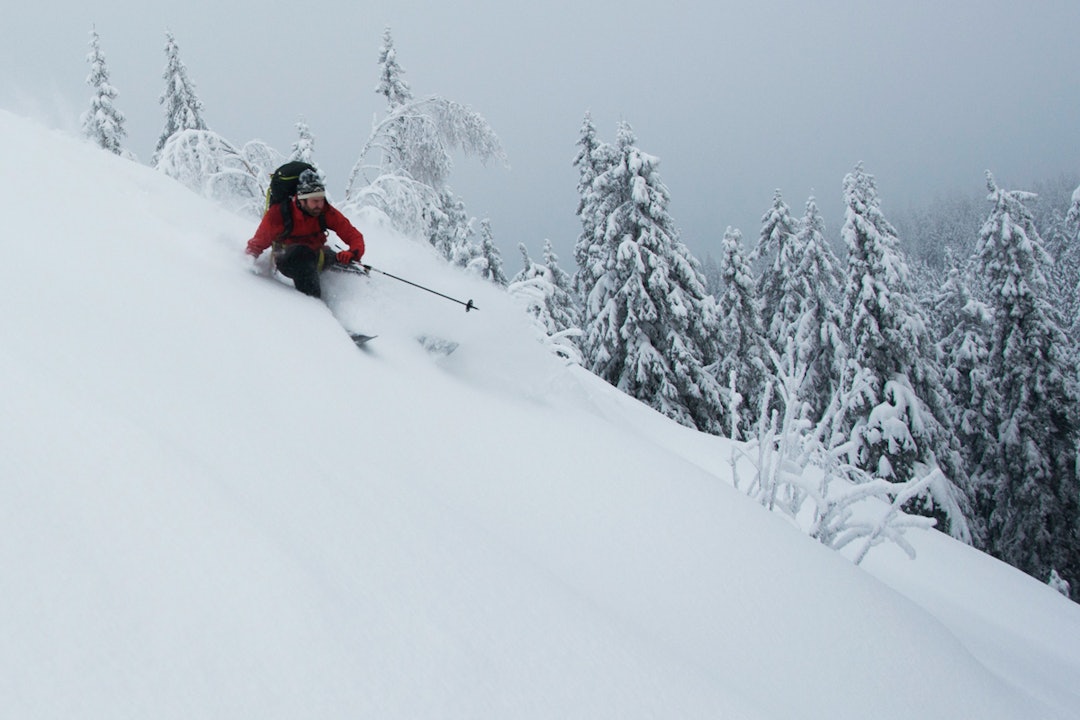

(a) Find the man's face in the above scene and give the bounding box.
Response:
[299,196,326,216]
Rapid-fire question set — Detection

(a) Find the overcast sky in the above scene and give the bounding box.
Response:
[5,0,1079,266]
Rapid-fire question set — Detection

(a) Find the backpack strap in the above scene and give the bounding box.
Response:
[277,199,293,240]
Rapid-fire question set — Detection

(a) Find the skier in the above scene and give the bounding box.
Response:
[245,169,366,298]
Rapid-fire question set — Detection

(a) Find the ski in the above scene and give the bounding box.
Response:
[350,333,377,348]
[330,262,369,277]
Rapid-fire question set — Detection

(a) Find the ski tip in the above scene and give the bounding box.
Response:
[350,333,377,347]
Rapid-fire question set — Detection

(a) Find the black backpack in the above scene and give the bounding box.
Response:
[266,161,327,239]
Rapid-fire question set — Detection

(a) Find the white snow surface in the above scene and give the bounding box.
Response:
[2,109,1079,719]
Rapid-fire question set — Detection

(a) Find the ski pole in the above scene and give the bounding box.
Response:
[357,263,477,312]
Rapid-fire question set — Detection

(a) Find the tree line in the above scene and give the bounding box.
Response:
[571,116,1080,599]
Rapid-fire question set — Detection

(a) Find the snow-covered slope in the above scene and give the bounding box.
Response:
[2,110,1079,719]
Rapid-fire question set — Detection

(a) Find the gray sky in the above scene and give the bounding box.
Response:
[5,0,1079,267]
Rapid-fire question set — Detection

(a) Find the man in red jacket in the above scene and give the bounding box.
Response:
[245,169,366,298]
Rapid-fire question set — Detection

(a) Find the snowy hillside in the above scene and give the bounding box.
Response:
[2,109,1079,719]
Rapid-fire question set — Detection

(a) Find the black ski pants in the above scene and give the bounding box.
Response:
[274,245,335,298]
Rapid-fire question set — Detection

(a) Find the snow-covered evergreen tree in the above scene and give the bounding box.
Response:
[753,190,802,351]
[790,197,844,422]
[428,188,475,265]
[466,219,508,286]
[343,28,504,236]
[375,26,412,110]
[509,242,583,362]
[975,172,1080,595]
[1058,184,1080,338]
[714,226,766,438]
[932,260,993,547]
[289,118,317,165]
[839,163,971,540]
[572,112,617,301]
[1066,185,1080,246]
[372,26,414,179]
[540,240,581,334]
[153,32,208,167]
[80,28,129,158]
[579,122,724,433]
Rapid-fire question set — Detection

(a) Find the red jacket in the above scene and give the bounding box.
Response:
[246,200,365,258]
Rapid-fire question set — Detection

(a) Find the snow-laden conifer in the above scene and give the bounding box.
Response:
[509,242,583,362]
[81,28,129,158]
[753,190,802,351]
[372,26,413,180]
[375,26,412,110]
[579,122,724,433]
[540,240,581,335]
[289,118,317,165]
[466,219,508,286]
[791,197,844,421]
[153,32,208,167]
[714,226,766,437]
[839,163,971,540]
[1066,184,1080,246]
[1061,184,1080,338]
[932,259,992,547]
[572,112,617,301]
[976,172,1080,596]
[428,189,474,264]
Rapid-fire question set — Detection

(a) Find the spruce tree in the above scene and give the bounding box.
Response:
[1065,185,1080,248]
[976,172,1080,594]
[753,190,802,352]
[510,243,548,327]
[289,118,317,165]
[572,112,616,301]
[81,28,128,157]
[375,26,412,109]
[509,241,583,362]
[791,197,844,422]
[467,219,508,286]
[579,122,724,433]
[932,260,993,547]
[373,26,413,177]
[429,189,474,265]
[1062,185,1080,337]
[839,163,971,539]
[714,226,765,437]
[540,240,582,336]
[154,32,208,167]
